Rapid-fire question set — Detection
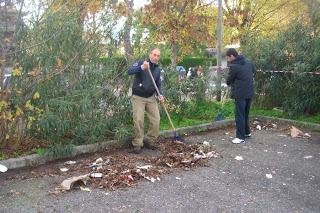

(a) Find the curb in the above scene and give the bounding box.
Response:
[160,119,235,137]
[0,140,118,171]
[254,115,320,131]
[0,120,235,171]
[0,116,318,171]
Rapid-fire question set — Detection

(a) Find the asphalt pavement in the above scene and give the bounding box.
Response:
[0,126,319,213]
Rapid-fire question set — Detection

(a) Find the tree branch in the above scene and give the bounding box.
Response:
[4,34,57,56]
[250,3,287,32]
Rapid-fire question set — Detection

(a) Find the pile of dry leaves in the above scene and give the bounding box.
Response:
[51,140,219,192]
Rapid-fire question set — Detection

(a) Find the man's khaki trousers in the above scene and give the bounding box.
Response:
[131,95,160,148]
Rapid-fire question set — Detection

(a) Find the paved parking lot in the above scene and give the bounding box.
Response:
[0,126,319,213]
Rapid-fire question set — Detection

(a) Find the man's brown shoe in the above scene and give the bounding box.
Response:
[144,142,157,150]
[129,146,142,154]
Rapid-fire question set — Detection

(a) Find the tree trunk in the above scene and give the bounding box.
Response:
[171,42,178,69]
[124,0,134,60]
[0,60,7,146]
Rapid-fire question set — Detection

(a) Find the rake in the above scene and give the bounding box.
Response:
[146,68,184,142]
[213,87,229,122]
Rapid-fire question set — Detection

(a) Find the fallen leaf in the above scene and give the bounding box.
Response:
[95,157,103,164]
[80,186,91,192]
[165,163,173,168]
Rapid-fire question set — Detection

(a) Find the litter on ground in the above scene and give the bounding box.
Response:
[0,164,8,173]
[235,156,244,161]
[41,140,218,192]
[60,174,89,191]
[266,174,273,179]
[60,168,69,172]
[290,126,311,138]
[64,161,76,165]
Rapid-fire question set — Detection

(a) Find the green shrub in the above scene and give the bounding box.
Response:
[47,143,75,158]
[243,20,320,115]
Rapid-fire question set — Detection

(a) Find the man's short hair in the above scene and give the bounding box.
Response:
[149,47,160,54]
[226,48,238,57]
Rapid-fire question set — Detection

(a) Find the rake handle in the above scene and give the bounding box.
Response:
[146,68,176,131]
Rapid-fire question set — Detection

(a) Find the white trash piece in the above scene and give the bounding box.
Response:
[60,168,69,172]
[235,156,244,161]
[304,133,311,138]
[64,161,76,165]
[136,165,152,171]
[266,174,273,179]
[0,164,8,173]
[90,173,103,178]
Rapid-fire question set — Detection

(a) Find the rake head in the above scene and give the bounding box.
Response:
[213,111,224,122]
[172,132,185,142]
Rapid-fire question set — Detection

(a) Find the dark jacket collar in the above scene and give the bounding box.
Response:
[231,55,246,65]
[147,59,159,69]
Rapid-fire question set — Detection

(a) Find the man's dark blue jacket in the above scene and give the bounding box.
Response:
[226,55,255,100]
[128,59,162,98]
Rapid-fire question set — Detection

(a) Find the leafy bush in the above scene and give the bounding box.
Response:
[4,6,134,150]
[47,143,75,158]
[243,19,320,115]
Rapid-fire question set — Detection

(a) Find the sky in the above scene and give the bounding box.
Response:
[22,0,150,14]
[134,0,149,9]
[16,0,151,29]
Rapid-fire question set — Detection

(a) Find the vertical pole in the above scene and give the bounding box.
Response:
[216,0,223,101]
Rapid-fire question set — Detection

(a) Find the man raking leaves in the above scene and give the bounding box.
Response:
[128,48,184,154]
[128,48,165,154]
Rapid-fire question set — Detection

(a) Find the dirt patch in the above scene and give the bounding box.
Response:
[0,137,48,159]
[4,140,218,193]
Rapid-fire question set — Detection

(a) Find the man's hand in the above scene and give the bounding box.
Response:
[158,95,165,104]
[141,61,150,71]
